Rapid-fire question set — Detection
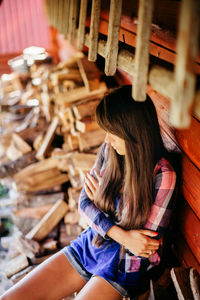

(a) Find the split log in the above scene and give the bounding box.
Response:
[26,199,69,241]
[14,158,58,182]
[72,99,101,120]
[75,118,99,133]
[0,151,36,179]
[6,133,32,161]
[77,58,90,91]
[10,266,35,284]
[132,0,154,101]
[4,254,29,278]
[17,173,69,193]
[88,0,101,61]
[65,224,82,236]
[78,128,105,151]
[36,116,59,160]
[14,204,54,219]
[64,210,80,224]
[55,82,107,105]
[67,187,81,210]
[72,152,96,171]
[105,0,122,76]
[67,134,79,150]
[77,0,88,50]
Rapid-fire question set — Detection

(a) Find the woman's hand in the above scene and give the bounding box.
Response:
[122,229,160,258]
[84,169,101,200]
[107,226,160,258]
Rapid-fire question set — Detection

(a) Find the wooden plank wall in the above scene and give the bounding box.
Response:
[116,68,200,273]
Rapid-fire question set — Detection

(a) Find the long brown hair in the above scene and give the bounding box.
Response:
[94,85,165,246]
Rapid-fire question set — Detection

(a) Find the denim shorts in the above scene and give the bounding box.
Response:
[62,246,130,298]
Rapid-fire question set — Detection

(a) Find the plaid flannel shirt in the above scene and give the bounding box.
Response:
[78,143,176,272]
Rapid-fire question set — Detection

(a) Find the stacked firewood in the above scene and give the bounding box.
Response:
[0,52,108,287]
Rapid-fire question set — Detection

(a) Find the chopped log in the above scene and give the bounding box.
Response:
[17,173,69,192]
[78,129,105,151]
[132,0,154,101]
[6,133,32,161]
[77,58,90,91]
[36,116,59,160]
[0,151,36,179]
[105,0,122,76]
[67,187,81,210]
[42,238,57,250]
[72,99,101,120]
[14,204,54,219]
[55,82,107,105]
[67,134,79,150]
[171,267,195,300]
[10,266,35,284]
[68,173,82,190]
[171,0,200,128]
[26,199,69,241]
[75,118,99,133]
[64,210,80,224]
[4,254,29,278]
[21,192,65,207]
[72,152,96,171]
[14,158,58,182]
[24,167,61,187]
[88,0,101,62]
[77,0,88,50]
[65,224,82,236]
[59,231,77,248]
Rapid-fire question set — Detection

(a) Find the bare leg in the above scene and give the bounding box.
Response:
[1,251,87,300]
[75,276,123,300]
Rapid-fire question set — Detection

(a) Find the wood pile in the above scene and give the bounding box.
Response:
[0,52,108,286]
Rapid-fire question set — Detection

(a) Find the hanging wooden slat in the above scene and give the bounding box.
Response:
[88,0,101,62]
[132,0,154,101]
[68,0,79,44]
[149,65,200,121]
[62,0,70,37]
[104,0,122,76]
[170,0,200,128]
[52,0,59,28]
[57,0,64,32]
[77,0,88,50]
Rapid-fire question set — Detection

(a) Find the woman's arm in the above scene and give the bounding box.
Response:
[78,143,115,238]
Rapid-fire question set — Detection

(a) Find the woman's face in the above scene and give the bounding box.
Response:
[105,132,126,155]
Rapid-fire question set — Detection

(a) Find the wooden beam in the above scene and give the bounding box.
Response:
[105,0,122,76]
[88,0,101,61]
[171,0,200,128]
[77,0,88,50]
[132,0,154,101]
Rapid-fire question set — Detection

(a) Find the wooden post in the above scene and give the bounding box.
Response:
[62,0,70,38]
[77,0,88,50]
[170,0,200,128]
[88,0,101,62]
[105,0,122,76]
[132,0,154,101]
[68,0,79,44]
